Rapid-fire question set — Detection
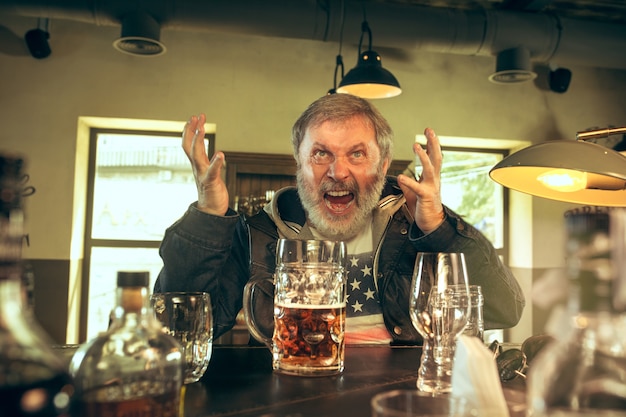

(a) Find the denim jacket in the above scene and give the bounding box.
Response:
[155,177,525,345]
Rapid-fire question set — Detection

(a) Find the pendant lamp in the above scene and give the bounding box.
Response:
[337,21,401,99]
[489,127,626,206]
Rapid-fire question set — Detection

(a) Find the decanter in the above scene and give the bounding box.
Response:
[527,207,626,415]
[0,152,76,416]
[70,270,183,417]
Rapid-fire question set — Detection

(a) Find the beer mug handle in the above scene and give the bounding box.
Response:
[243,278,273,348]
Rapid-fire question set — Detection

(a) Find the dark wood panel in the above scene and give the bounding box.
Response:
[28,258,71,344]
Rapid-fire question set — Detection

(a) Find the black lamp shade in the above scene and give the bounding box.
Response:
[337,50,401,99]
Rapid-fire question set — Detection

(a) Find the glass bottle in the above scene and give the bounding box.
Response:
[0,152,76,416]
[527,207,626,415]
[70,271,183,417]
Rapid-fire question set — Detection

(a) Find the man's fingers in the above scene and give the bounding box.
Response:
[397,174,418,214]
[190,114,207,164]
[414,142,436,183]
[182,115,200,154]
[191,131,207,166]
[206,151,225,181]
[423,127,442,169]
[182,114,209,168]
[414,128,442,182]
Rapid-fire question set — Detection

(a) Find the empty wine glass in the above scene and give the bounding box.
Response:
[409,252,470,394]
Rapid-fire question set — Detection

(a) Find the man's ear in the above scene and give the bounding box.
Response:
[381,157,390,175]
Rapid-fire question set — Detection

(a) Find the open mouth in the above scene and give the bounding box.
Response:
[324,190,355,213]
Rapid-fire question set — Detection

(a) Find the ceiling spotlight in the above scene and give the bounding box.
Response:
[488,47,537,84]
[113,11,166,57]
[337,20,401,99]
[25,18,51,59]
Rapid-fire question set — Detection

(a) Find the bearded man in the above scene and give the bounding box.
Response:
[155,93,525,345]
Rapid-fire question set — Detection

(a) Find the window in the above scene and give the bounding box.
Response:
[80,128,212,342]
[439,148,506,254]
[413,135,510,262]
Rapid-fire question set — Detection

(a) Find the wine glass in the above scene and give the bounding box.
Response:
[409,252,470,394]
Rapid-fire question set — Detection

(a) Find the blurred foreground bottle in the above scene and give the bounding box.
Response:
[70,271,183,417]
[527,207,626,415]
[0,153,75,416]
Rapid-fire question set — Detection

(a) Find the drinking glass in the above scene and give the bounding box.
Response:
[409,252,470,394]
[151,292,213,384]
[462,285,484,340]
[244,239,347,376]
[371,390,473,417]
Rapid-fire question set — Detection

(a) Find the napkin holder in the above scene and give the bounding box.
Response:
[452,334,510,417]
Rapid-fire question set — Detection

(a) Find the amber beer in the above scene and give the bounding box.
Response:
[273,303,346,375]
[74,387,180,417]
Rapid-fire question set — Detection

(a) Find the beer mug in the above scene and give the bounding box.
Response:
[244,239,347,376]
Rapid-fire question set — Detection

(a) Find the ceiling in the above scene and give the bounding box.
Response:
[1,0,626,72]
[379,0,626,25]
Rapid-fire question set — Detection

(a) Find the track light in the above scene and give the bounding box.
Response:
[488,47,537,84]
[25,18,51,59]
[549,67,572,93]
[337,20,401,99]
[113,11,166,57]
[489,127,626,206]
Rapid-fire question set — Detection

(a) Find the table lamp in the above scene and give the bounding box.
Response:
[489,127,626,207]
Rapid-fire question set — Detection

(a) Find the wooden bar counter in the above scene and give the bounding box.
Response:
[182,344,525,417]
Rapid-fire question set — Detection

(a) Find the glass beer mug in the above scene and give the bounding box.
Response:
[244,239,347,376]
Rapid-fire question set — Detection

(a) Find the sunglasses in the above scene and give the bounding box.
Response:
[489,334,555,383]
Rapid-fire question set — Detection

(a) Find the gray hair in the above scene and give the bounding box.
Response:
[291,94,394,164]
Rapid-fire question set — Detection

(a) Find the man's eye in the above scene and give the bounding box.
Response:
[312,150,332,163]
[352,151,364,158]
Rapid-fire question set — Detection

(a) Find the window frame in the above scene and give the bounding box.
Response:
[78,127,214,342]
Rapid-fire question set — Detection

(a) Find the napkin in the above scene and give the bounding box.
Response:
[451,334,510,417]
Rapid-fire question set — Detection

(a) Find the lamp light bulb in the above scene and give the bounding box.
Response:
[537,169,626,192]
[537,169,587,192]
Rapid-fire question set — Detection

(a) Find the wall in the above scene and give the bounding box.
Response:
[1,13,625,343]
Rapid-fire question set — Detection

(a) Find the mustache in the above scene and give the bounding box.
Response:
[319,179,359,195]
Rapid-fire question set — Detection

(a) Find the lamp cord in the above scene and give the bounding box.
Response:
[333,55,344,90]
[338,0,345,56]
[358,3,372,54]
[332,0,346,90]
[358,20,372,54]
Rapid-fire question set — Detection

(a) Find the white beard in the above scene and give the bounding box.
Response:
[297,171,386,241]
